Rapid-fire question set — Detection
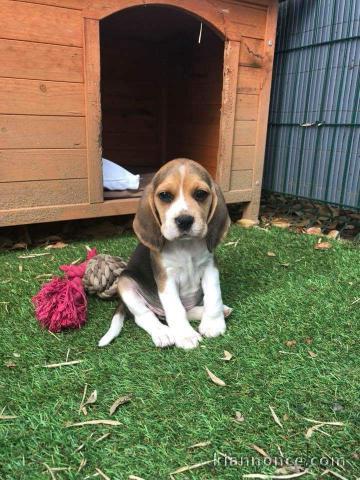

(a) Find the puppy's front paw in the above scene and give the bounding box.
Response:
[199,314,226,338]
[173,327,202,350]
[151,325,176,348]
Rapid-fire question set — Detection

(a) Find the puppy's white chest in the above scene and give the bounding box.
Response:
[161,239,211,296]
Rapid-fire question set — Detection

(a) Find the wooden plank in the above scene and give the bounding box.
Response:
[215,40,240,191]
[233,120,257,146]
[0,115,85,148]
[223,188,253,203]
[0,149,87,182]
[230,169,253,190]
[235,94,259,120]
[0,179,88,209]
[232,145,256,170]
[0,197,140,227]
[0,78,84,116]
[0,0,82,47]
[221,1,267,40]
[0,39,83,82]
[14,0,85,9]
[240,38,264,68]
[84,19,104,203]
[237,66,264,95]
[242,0,278,221]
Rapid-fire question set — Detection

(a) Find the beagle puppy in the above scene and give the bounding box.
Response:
[98,158,231,350]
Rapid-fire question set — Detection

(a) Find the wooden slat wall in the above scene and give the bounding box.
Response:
[230,10,267,192]
[0,0,88,210]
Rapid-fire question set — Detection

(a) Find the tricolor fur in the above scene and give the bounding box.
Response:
[99,158,232,350]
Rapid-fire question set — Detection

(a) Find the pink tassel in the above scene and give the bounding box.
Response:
[32,248,97,332]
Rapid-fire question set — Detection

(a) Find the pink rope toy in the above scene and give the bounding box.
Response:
[32,248,97,333]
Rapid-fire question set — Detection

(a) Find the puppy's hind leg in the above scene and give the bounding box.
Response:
[98,302,125,347]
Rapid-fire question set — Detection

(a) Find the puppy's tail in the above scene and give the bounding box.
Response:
[98,302,125,347]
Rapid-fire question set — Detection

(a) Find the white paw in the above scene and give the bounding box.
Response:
[151,325,176,348]
[173,327,202,350]
[223,305,233,318]
[199,315,226,338]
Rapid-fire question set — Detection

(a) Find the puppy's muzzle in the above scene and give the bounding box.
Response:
[175,214,194,232]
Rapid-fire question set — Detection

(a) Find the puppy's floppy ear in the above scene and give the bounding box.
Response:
[133,184,164,251]
[206,182,231,252]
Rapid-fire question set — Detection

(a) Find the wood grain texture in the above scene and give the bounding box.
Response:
[0,179,88,209]
[240,38,264,68]
[0,197,140,227]
[235,94,259,121]
[237,66,264,95]
[83,19,103,203]
[233,120,257,146]
[0,39,83,82]
[0,115,85,148]
[230,169,253,190]
[0,0,83,46]
[216,40,240,190]
[243,0,278,221]
[0,149,87,182]
[0,78,84,116]
[223,188,253,203]
[232,145,256,170]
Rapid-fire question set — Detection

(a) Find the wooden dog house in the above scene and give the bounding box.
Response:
[0,0,278,227]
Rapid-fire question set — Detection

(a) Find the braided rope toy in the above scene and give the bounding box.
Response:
[32,249,127,332]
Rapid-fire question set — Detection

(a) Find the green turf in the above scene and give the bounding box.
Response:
[0,226,359,479]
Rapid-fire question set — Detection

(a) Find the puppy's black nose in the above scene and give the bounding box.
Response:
[175,215,194,231]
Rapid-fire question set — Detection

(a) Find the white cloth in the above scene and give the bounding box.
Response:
[102,158,140,191]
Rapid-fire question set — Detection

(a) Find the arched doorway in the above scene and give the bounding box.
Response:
[99,5,224,198]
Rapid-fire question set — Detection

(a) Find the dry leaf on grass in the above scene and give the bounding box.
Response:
[0,415,17,420]
[234,411,245,423]
[45,242,68,250]
[251,444,271,460]
[18,253,50,259]
[188,440,211,449]
[5,361,16,368]
[129,476,145,480]
[272,220,290,229]
[44,360,83,368]
[237,218,258,228]
[321,469,349,480]
[13,353,20,358]
[77,458,87,473]
[66,419,122,427]
[306,227,322,235]
[308,350,317,358]
[94,433,111,444]
[269,406,283,428]
[95,467,111,480]
[304,337,313,345]
[205,367,226,386]
[267,251,276,257]
[327,230,340,239]
[222,350,233,361]
[305,423,330,438]
[315,241,332,250]
[18,264,23,273]
[83,390,97,408]
[243,470,308,479]
[170,459,213,476]
[285,340,296,348]
[109,394,132,415]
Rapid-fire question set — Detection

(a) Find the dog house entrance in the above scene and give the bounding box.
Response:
[100,6,224,199]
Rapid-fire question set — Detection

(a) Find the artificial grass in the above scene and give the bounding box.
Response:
[0,226,359,479]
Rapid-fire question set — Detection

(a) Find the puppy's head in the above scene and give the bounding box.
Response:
[133,158,230,251]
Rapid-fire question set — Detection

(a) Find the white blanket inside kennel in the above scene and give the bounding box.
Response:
[102,158,140,191]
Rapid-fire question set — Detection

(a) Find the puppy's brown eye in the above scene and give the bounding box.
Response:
[158,191,173,203]
[193,189,209,202]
